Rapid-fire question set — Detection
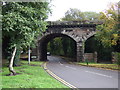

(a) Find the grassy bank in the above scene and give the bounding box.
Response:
[1,60,68,88]
[78,62,119,70]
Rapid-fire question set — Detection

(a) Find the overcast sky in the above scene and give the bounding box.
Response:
[47,0,119,21]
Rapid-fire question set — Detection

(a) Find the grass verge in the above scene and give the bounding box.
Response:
[1,60,68,88]
[78,62,119,70]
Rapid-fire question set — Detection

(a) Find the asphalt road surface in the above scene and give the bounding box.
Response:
[47,56,119,88]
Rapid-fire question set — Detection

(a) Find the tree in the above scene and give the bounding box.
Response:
[61,8,100,22]
[47,37,64,55]
[61,8,85,21]
[61,37,68,56]
[96,2,119,47]
[2,2,50,75]
[83,11,100,21]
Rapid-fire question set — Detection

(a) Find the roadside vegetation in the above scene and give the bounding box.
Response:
[60,56,119,70]
[78,62,119,70]
[1,60,68,88]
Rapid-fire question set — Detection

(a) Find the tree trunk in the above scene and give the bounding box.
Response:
[28,46,31,64]
[13,47,21,66]
[9,46,17,75]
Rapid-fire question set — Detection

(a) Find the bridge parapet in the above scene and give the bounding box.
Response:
[47,21,97,28]
[47,21,102,25]
[47,21,90,25]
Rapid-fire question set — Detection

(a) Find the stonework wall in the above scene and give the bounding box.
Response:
[31,48,38,60]
[84,52,97,62]
[84,53,94,61]
[112,52,118,63]
[31,48,37,55]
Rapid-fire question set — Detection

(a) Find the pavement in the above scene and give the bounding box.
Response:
[46,56,119,89]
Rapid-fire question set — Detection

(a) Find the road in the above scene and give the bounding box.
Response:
[46,56,119,88]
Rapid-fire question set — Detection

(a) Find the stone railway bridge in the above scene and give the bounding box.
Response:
[33,21,100,62]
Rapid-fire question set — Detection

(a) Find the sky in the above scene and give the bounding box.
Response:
[47,0,119,21]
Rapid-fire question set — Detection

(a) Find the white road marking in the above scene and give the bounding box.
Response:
[85,71,112,78]
[59,61,63,65]
[65,66,77,70]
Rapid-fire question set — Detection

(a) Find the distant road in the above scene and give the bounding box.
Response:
[47,56,119,88]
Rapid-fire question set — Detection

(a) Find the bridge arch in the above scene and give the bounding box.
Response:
[35,21,98,62]
[37,33,96,62]
[37,33,77,61]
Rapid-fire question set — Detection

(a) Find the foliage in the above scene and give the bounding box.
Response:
[113,52,120,65]
[47,37,64,55]
[83,11,100,21]
[96,2,119,47]
[96,43,113,62]
[47,37,76,58]
[61,8,85,21]
[2,2,50,49]
[61,8,100,22]
[116,53,120,65]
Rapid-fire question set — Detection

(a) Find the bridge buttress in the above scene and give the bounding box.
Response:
[38,42,47,61]
[76,41,84,62]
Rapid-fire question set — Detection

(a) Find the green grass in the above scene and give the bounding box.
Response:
[78,62,119,70]
[1,60,68,88]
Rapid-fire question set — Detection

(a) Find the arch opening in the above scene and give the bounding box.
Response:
[84,36,96,53]
[38,33,77,62]
[84,35,113,63]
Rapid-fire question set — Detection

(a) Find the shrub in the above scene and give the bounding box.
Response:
[113,52,120,65]
[116,53,120,65]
